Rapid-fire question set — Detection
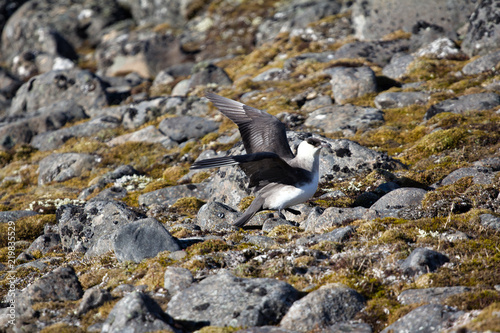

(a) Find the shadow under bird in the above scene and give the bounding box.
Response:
[191,93,328,227]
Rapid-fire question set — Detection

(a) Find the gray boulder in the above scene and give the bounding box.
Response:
[159,115,219,143]
[382,53,415,80]
[189,64,233,88]
[327,66,377,104]
[304,104,384,136]
[0,100,88,150]
[351,0,476,41]
[25,233,61,255]
[138,183,210,207]
[31,115,120,151]
[479,213,500,231]
[424,92,500,120]
[196,201,241,231]
[462,0,500,56]
[463,50,500,75]
[333,40,410,67]
[438,166,498,186]
[166,271,300,330]
[296,226,356,246]
[414,37,465,60]
[399,247,449,276]
[77,287,112,316]
[280,284,365,332]
[0,210,37,222]
[38,153,99,186]
[107,125,175,148]
[114,218,181,263]
[397,286,471,305]
[124,0,191,27]
[304,207,377,233]
[57,200,143,256]
[374,92,430,109]
[9,69,108,116]
[370,188,427,215]
[164,267,194,296]
[102,291,177,333]
[381,304,464,333]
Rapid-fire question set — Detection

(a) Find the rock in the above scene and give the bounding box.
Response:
[171,79,191,97]
[333,40,410,67]
[351,0,476,41]
[252,68,289,82]
[79,164,141,200]
[9,69,108,116]
[125,0,191,27]
[236,327,298,333]
[77,287,112,316]
[196,201,241,231]
[57,200,144,256]
[380,304,464,333]
[463,50,500,75]
[399,247,449,276]
[158,115,219,143]
[437,166,498,186]
[96,31,194,78]
[414,37,465,60]
[138,183,210,207]
[107,125,175,148]
[0,210,37,222]
[382,53,415,80]
[374,92,430,109]
[119,97,170,129]
[304,207,376,233]
[462,0,500,56]
[256,0,342,44]
[479,213,500,230]
[262,217,296,232]
[280,284,365,332]
[166,271,300,330]
[296,226,356,246]
[326,66,377,104]
[164,267,194,296]
[1,0,127,63]
[397,286,471,305]
[17,266,83,314]
[102,291,177,333]
[114,218,181,263]
[189,63,232,88]
[370,188,427,215]
[244,235,278,249]
[31,116,120,151]
[25,233,61,254]
[304,104,384,136]
[300,95,333,112]
[0,67,22,99]
[424,92,500,120]
[38,153,99,186]
[0,100,88,150]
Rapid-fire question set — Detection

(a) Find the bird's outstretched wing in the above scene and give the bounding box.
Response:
[190,152,303,188]
[205,93,295,160]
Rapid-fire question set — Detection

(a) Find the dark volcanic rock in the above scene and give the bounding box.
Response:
[280,284,365,332]
[380,304,464,333]
[424,92,500,120]
[114,218,181,263]
[102,291,177,333]
[9,69,108,116]
[327,66,377,104]
[166,271,300,330]
[399,247,449,276]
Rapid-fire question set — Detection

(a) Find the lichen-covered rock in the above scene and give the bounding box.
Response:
[164,267,194,296]
[463,50,500,75]
[280,283,365,332]
[462,0,500,56]
[374,92,430,109]
[327,66,377,104]
[9,68,108,116]
[304,207,376,233]
[196,201,241,231]
[38,152,99,186]
[166,271,300,330]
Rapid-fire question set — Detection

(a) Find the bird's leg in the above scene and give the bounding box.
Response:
[285,207,301,215]
[277,209,286,219]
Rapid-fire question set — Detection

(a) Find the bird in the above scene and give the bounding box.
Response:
[190,92,328,227]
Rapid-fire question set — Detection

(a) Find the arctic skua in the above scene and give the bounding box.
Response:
[191,93,328,227]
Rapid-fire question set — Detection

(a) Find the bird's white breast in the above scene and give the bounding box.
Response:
[264,174,319,210]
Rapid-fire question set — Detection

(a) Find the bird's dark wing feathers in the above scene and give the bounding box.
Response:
[205,93,295,159]
[190,152,305,188]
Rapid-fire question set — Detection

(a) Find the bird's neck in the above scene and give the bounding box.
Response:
[293,150,321,173]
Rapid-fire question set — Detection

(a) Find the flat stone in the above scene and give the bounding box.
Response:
[424,92,500,120]
[397,286,471,305]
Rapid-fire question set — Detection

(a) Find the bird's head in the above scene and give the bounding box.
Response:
[297,137,330,157]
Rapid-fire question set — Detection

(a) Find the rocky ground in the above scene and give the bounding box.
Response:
[0,0,499,332]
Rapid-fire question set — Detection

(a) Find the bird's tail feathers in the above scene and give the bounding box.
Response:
[233,196,264,227]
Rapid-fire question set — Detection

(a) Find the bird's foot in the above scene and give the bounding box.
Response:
[284,207,301,215]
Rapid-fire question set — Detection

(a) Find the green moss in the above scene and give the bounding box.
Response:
[445,290,500,311]
[171,197,205,215]
[467,302,500,332]
[0,214,56,248]
[40,322,84,333]
[187,239,230,255]
[191,171,211,183]
[197,326,241,333]
[238,196,255,211]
